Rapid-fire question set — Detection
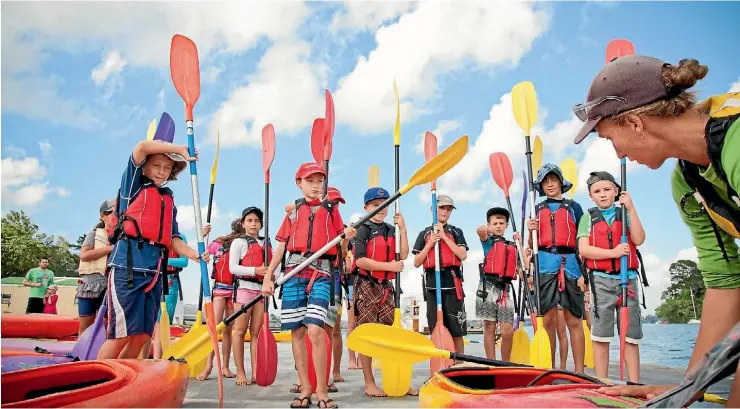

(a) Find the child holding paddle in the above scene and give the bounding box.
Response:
[475,207,521,362]
[262,162,355,409]
[353,187,417,397]
[98,139,209,360]
[526,163,587,372]
[578,171,646,382]
[412,194,469,353]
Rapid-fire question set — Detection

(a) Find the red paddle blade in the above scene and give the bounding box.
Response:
[489,152,514,197]
[430,313,455,375]
[311,118,325,166]
[606,39,635,64]
[619,306,629,380]
[305,330,331,394]
[255,316,278,386]
[169,35,201,121]
[424,131,438,190]
[262,124,276,182]
[323,90,335,160]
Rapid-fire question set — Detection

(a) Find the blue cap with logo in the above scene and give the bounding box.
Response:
[364,187,390,204]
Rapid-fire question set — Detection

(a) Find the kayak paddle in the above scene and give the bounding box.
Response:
[380,79,414,397]
[512,80,552,369]
[424,130,455,374]
[146,118,157,141]
[489,152,531,365]
[255,124,278,387]
[311,118,325,166]
[162,135,469,368]
[167,33,223,407]
[71,293,106,360]
[323,90,335,189]
[532,136,543,176]
[368,165,380,187]
[519,169,538,332]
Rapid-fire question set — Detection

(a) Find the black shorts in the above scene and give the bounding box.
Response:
[425,289,467,337]
[538,273,584,319]
[26,297,45,314]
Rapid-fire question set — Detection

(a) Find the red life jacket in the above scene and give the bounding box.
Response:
[536,199,577,250]
[584,208,639,272]
[239,236,273,284]
[357,222,397,282]
[286,199,339,258]
[120,186,174,248]
[212,244,234,286]
[422,225,462,270]
[481,236,518,280]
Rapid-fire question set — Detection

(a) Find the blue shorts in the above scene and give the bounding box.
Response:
[78,294,105,317]
[280,272,330,331]
[156,278,179,325]
[101,266,161,339]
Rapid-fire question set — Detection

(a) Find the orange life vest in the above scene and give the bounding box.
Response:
[238,236,273,284]
[481,236,518,280]
[583,208,639,272]
[422,225,462,270]
[286,199,339,259]
[356,222,397,283]
[536,199,577,250]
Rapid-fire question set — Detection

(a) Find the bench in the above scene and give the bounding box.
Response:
[2,293,11,310]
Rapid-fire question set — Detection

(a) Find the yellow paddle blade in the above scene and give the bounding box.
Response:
[533,135,543,174]
[583,320,594,368]
[530,316,553,368]
[512,81,538,136]
[146,118,157,140]
[560,157,578,200]
[393,79,401,146]
[188,311,207,378]
[400,135,468,195]
[159,301,171,351]
[210,129,220,184]
[381,308,413,397]
[347,323,450,364]
[164,321,226,364]
[368,165,380,187]
[703,393,728,405]
[510,327,530,365]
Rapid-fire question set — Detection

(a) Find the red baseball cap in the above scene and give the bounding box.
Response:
[327,186,345,204]
[295,162,327,180]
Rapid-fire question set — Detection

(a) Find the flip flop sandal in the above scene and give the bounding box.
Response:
[317,399,338,408]
[328,383,338,393]
[290,384,302,394]
[290,396,312,409]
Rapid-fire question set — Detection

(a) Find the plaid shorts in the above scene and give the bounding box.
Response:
[353,276,395,326]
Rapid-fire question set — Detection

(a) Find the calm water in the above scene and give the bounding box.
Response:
[466,323,699,369]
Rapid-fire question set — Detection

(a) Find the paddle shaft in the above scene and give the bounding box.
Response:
[394,145,401,306]
[620,158,628,299]
[524,135,542,314]
[222,190,405,326]
[186,122,212,302]
[432,189,443,314]
[264,180,270,311]
[503,196,533,324]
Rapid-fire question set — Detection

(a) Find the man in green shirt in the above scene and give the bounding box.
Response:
[23,258,55,314]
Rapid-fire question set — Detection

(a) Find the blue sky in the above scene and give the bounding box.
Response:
[2,1,739,320]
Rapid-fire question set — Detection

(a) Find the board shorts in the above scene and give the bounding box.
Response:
[26,297,45,314]
[353,276,395,326]
[425,289,467,337]
[235,287,261,306]
[475,280,514,324]
[539,273,584,319]
[591,276,643,344]
[102,266,162,339]
[280,269,330,330]
[213,286,234,299]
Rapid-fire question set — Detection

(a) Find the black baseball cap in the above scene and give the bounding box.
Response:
[586,171,621,192]
[486,207,510,222]
[100,199,116,214]
[241,207,264,225]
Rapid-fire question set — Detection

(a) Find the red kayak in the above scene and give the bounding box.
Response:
[1,359,189,408]
[2,314,79,339]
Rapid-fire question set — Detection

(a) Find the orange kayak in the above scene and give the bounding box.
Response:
[2,314,78,339]
[1,349,51,358]
[1,359,189,408]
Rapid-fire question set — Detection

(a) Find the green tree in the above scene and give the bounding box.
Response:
[655,260,704,323]
[1,210,80,278]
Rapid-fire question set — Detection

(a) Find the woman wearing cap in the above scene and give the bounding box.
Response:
[573,55,740,402]
[76,199,117,335]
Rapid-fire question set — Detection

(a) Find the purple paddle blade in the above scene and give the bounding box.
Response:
[71,305,106,360]
[154,112,176,143]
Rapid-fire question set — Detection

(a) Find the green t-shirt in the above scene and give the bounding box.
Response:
[25,267,54,298]
[671,114,740,289]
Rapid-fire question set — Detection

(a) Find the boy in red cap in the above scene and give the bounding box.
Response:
[263,163,355,409]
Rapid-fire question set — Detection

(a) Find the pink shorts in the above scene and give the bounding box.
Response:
[213,287,233,299]
[235,288,261,305]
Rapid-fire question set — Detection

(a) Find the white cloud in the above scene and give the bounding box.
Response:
[330,1,416,33]
[730,78,740,93]
[1,156,69,207]
[176,201,222,233]
[334,2,550,134]
[91,50,127,86]
[640,247,698,315]
[575,137,639,194]
[414,120,461,155]
[56,187,71,197]
[38,141,53,156]
[208,40,328,148]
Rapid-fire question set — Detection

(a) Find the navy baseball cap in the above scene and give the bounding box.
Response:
[364,187,390,204]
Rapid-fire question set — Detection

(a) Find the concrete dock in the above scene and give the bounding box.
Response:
[183,341,731,407]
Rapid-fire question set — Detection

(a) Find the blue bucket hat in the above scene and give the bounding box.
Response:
[535,163,573,196]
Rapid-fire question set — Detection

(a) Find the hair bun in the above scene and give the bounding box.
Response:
[665,58,708,90]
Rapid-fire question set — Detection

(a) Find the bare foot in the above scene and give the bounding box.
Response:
[348,361,358,370]
[196,365,212,381]
[235,372,250,386]
[406,388,419,396]
[332,374,345,383]
[222,368,236,378]
[356,359,363,370]
[251,377,256,384]
[364,384,387,397]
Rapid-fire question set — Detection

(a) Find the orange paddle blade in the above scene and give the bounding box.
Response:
[323,90,335,159]
[255,314,278,386]
[204,303,223,407]
[311,118,325,166]
[619,306,629,381]
[606,39,635,63]
[262,124,276,182]
[169,34,201,121]
[489,152,514,197]
[430,311,454,375]
[424,131,438,190]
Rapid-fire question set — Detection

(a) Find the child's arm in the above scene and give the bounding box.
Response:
[356,257,403,273]
[395,213,410,260]
[228,239,257,277]
[264,242,286,283]
[439,226,467,261]
[285,202,296,213]
[476,225,489,241]
[620,192,646,246]
[168,235,189,269]
[171,237,209,263]
[578,236,626,260]
[132,140,195,166]
[413,230,436,268]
